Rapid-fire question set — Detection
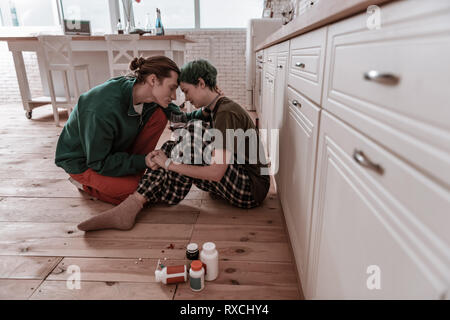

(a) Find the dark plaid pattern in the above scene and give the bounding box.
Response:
[136,120,258,209]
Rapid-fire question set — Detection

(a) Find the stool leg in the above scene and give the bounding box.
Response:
[85,67,91,91]
[47,69,59,126]
[62,70,72,117]
[71,69,80,101]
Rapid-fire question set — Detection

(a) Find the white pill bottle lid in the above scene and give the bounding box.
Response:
[202,242,217,254]
[154,268,164,282]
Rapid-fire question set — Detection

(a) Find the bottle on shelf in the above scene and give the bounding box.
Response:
[10,1,19,26]
[155,8,164,36]
[145,12,153,34]
[117,19,124,34]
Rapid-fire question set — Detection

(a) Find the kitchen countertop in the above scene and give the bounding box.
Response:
[255,0,392,51]
[0,35,194,42]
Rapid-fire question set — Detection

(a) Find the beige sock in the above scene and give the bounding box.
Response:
[77,193,144,231]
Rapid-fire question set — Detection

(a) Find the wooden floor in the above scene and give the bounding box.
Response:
[0,104,302,300]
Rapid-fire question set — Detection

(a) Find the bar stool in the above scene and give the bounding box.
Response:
[105,34,140,78]
[38,35,91,126]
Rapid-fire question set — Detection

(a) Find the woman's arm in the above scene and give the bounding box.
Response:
[164,103,209,122]
[151,148,231,182]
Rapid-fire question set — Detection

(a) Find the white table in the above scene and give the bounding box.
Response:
[0,35,193,118]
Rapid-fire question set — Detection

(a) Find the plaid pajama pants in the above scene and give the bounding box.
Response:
[136,120,258,209]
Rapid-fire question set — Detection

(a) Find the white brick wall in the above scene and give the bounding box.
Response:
[0,29,249,108]
[0,42,43,105]
[168,29,248,108]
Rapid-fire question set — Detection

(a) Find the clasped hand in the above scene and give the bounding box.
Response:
[145,149,168,170]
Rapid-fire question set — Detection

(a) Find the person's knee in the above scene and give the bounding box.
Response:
[101,178,140,199]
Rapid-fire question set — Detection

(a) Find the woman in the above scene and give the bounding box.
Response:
[77,59,270,232]
[55,56,206,205]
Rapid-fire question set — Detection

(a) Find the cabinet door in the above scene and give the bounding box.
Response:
[254,62,263,115]
[279,86,320,286]
[260,72,274,157]
[307,110,450,299]
[271,54,287,182]
[258,49,268,125]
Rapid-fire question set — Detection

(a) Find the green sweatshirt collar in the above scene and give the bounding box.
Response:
[125,77,140,117]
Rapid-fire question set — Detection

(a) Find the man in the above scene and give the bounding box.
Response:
[55,56,206,205]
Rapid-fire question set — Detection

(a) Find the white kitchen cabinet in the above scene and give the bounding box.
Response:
[270,41,289,179]
[288,26,327,105]
[254,50,264,116]
[266,45,277,77]
[254,0,450,299]
[259,49,269,130]
[260,68,275,156]
[306,110,450,299]
[279,86,321,286]
[322,0,450,187]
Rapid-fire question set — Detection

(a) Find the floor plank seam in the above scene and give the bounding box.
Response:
[173,283,179,300]
[27,256,64,300]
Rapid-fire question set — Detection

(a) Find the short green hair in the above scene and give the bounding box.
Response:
[179,59,217,89]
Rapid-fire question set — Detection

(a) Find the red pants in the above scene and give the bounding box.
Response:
[69,108,167,205]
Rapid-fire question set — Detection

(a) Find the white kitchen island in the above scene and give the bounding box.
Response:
[0,35,193,118]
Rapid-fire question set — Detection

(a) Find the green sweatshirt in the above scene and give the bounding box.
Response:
[55,76,204,177]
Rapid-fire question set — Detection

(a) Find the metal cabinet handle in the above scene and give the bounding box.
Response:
[268,58,272,62]
[291,100,301,107]
[277,65,283,69]
[295,62,305,68]
[257,55,262,59]
[364,70,400,85]
[353,149,384,175]
[268,79,274,83]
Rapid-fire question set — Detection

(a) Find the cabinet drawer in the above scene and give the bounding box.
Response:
[256,50,263,61]
[308,110,450,299]
[286,85,321,127]
[288,26,327,105]
[322,0,450,187]
[265,46,277,76]
[281,86,320,285]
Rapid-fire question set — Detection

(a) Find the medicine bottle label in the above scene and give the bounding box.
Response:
[190,276,202,291]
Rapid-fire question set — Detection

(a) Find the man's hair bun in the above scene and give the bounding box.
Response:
[130,57,146,71]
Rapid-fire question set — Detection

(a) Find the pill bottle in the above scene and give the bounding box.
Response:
[155,265,187,284]
[200,242,219,281]
[189,260,205,292]
[186,242,199,260]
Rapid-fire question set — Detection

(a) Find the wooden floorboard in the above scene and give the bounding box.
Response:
[0,103,302,300]
[30,280,176,300]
